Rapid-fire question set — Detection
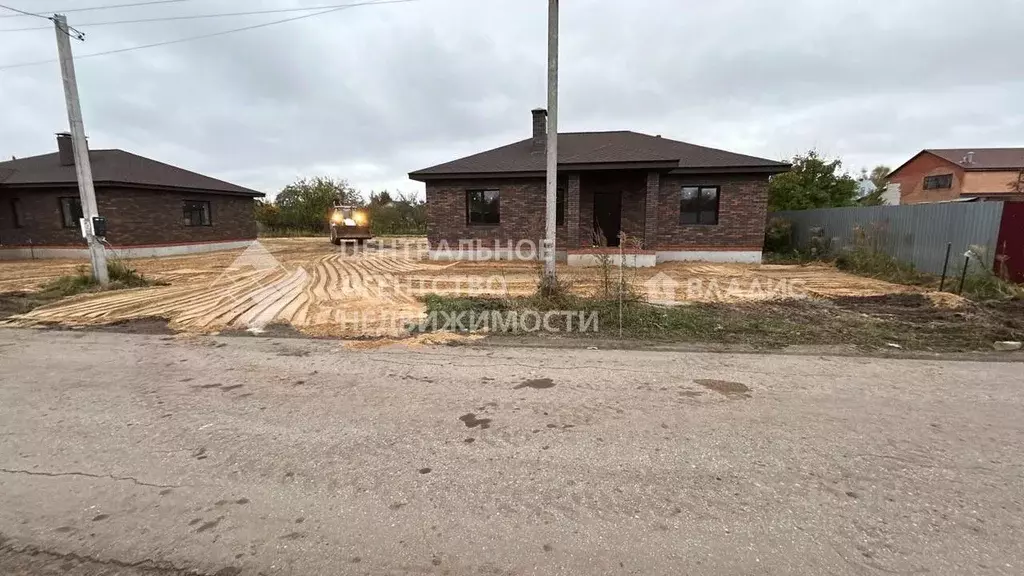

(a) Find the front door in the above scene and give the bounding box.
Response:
[592,191,621,247]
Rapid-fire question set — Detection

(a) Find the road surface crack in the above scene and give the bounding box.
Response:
[0,467,180,489]
[0,532,234,575]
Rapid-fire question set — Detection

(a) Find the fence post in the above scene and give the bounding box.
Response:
[957,254,971,295]
[939,242,952,291]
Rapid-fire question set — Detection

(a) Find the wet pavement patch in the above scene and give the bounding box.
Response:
[694,379,751,398]
[459,413,492,429]
[514,378,555,390]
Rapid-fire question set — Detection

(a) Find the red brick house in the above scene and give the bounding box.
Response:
[409,109,789,265]
[0,134,264,259]
[889,148,1024,205]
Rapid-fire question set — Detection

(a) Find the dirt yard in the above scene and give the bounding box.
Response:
[0,237,929,337]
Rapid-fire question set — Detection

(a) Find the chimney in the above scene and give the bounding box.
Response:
[56,132,74,166]
[531,108,547,151]
[966,151,975,165]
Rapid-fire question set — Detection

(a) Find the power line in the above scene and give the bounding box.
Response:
[0,2,53,20]
[1,3,402,32]
[0,0,191,19]
[0,0,416,71]
[0,3,85,38]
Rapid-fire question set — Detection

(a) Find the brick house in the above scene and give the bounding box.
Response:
[409,109,789,265]
[0,134,263,259]
[889,148,1024,205]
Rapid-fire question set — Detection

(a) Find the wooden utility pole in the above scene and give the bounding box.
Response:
[53,13,108,284]
[542,0,558,284]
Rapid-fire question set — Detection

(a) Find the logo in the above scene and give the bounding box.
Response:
[643,272,680,304]
[210,241,310,333]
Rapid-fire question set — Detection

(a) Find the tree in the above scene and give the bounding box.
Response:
[868,165,891,191]
[369,190,393,206]
[857,164,892,206]
[768,150,860,211]
[258,176,362,233]
[366,190,426,235]
[253,199,280,230]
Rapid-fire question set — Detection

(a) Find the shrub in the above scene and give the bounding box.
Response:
[764,218,793,253]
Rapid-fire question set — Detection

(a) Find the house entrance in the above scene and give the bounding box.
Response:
[592,191,622,247]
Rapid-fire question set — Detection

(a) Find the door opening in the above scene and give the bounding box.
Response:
[592,191,622,247]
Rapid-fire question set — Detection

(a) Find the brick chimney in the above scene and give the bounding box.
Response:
[56,132,74,166]
[531,108,547,152]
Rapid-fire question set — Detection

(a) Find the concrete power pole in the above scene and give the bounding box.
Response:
[53,14,108,284]
[542,0,559,285]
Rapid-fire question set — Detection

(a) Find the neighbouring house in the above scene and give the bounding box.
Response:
[0,133,264,259]
[889,148,1024,205]
[408,109,790,266]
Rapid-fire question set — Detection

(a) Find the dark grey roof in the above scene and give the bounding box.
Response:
[409,130,789,178]
[0,149,263,196]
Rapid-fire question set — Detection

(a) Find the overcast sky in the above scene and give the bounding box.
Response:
[1,0,1022,198]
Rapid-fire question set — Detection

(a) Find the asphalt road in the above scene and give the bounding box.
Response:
[0,328,1022,575]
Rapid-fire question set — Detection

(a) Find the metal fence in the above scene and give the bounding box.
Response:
[772,202,1006,275]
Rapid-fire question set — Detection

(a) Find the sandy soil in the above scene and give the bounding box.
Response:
[0,237,920,336]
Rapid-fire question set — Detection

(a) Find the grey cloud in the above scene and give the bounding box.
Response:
[1,0,1021,195]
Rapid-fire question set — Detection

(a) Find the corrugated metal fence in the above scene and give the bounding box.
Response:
[772,202,1005,275]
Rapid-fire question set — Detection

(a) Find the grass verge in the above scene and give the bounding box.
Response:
[420,293,1024,352]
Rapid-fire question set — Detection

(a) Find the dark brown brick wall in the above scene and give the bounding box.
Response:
[655,173,770,249]
[0,185,257,247]
[426,178,568,248]
[424,171,770,252]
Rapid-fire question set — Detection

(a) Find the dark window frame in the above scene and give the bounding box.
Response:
[556,184,565,226]
[465,189,500,225]
[679,185,720,226]
[183,200,212,227]
[923,174,953,190]
[10,198,23,228]
[59,196,83,229]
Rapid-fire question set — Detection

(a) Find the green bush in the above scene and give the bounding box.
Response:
[764,218,794,253]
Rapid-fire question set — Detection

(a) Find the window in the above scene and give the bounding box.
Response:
[59,197,83,228]
[10,199,23,228]
[466,189,499,225]
[923,174,953,190]
[556,185,565,226]
[183,200,211,226]
[680,186,720,225]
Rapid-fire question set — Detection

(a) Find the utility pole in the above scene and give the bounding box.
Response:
[53,14,108,284]
[542,0,559,285]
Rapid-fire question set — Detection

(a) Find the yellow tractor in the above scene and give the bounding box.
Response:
[329,203,371,246]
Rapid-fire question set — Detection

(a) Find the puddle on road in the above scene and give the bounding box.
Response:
[459,413,492,429]
[514,378,555,390]
[694,379,751,398]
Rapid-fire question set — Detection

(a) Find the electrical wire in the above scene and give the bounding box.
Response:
[0,2,53,20]
[0,0,415,71]
[0,0,191,19]
[1,3,404,32]
[0,2,85,38]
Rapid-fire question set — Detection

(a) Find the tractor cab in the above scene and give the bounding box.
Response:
[329,203,372,246]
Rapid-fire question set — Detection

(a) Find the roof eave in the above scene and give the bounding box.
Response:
[670,164,791,175]
[0,180,264,197]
